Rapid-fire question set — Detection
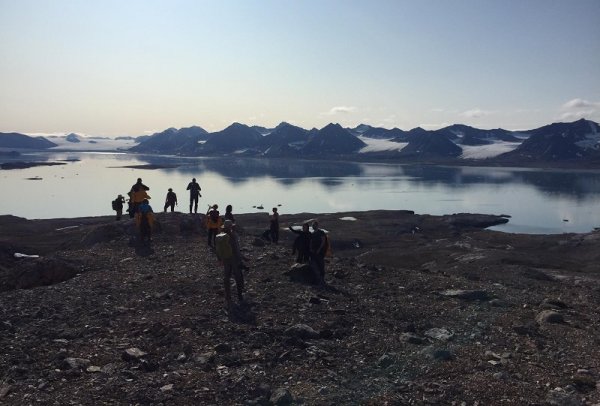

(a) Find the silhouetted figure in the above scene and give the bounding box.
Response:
[289,222,311,263]
[112,194,125,221]
[309,221,327,286]
[164,188,177,212]
[224,204,235,223]
[187,178,202,214]
[270,207,279,244]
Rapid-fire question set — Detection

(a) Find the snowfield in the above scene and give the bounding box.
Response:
[44,135,139,151]
[460,141,521,159]
[357,136,408,153]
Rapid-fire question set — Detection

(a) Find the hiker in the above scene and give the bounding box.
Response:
[186,178,202,214]
[309,221,327,286]
[224,204,235,223]
[206,204,222,247]
[216,219,246,309]
[289,222,311,263]
[270,207,280,244]
[164,188,178,213]
[130,178,150,215]
[136,199,154,245]
[112,194,126,221]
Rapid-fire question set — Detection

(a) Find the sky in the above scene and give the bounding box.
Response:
[1,0,599,136]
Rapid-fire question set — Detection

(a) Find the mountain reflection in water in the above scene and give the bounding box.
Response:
[1,153,600,233]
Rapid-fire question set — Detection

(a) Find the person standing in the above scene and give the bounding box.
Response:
[216,219,246,310]
[206,204,222,247]
[270,207,280,244]
[130,178,150,216]
[224,204,235,223]
[186,178,202,214]
[289,222,311,263]
[164,188,178,212]
[113,194,126,221]
[309,221,327,286]
[136,199,154,245]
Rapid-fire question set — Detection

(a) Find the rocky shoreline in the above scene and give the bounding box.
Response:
[1,210,599,405]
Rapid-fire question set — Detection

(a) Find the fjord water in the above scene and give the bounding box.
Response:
[2,152,600,234]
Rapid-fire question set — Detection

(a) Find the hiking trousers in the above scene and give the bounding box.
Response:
[190,195,199,213]
[310,255,325,285]
[223,260,244,305]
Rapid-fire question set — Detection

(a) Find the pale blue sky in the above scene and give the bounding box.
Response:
[1,0,599,136]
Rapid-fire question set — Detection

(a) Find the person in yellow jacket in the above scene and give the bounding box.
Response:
[135,199,154,245]
[206,204,222,247]
[129,178,150,216]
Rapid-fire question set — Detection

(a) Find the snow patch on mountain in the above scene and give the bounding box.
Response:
[357,137,408,153]
[460,141,521,159]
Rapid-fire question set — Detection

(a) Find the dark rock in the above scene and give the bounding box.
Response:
[536,310,564,324]
[269,387,293,406]
[252,238,266,247]
[284,263,318,285]
[439,289,490,301]
[214,343,232,354]
[400,332,425,345]
[423,347,454,361]
[284,324,320,340]
[545,389,583,406]
[540,298,569,310]
[61,357,91,370]
[377,353,396,368]
[121,348,147,361]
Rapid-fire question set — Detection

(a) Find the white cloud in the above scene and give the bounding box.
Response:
[460,108,492,119]
[558,98,600,122]
[562,98,600,110]
[325,106,357,115]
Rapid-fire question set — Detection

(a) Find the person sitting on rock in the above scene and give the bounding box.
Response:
[289,222,311,263]
[164,188,177,213]
[136,199,154,245]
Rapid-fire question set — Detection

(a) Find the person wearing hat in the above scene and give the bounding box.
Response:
[217,219,246,309]
[186,178,202,214]
[164,188,178,213]
[113,194,126,221]
[206,204,222,247]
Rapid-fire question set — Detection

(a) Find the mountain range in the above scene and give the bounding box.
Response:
[2,119,600,165]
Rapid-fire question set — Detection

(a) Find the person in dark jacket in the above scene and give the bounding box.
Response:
[289,222,311,263]
[164,188,177,212]
[309,221,327,286]
[224,204,235,223]
[186,178,202,214]
[269,207,279,244]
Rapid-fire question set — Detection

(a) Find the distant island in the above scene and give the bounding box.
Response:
[2,118,600,168]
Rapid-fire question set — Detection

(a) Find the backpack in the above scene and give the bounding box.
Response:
[215,232,233,260]
[111,199,118,210]
[210,209,220,223]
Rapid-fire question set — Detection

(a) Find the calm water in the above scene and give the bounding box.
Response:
[2,151,600,234]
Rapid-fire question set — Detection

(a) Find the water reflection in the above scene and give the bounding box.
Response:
[3,152,600,232]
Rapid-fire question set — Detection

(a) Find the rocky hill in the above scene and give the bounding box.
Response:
[1,211,599,404]
[0,132,56,149]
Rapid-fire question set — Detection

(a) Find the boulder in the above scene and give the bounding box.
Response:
[536,310,564,324]
[284,324,320,340]
[269,388,293,406]
[439,289,490,301]
[424,327,454,342]
[122,347,147,361]
[284,263,318,285]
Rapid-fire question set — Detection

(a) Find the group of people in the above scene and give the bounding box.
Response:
[112,177,330,310]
